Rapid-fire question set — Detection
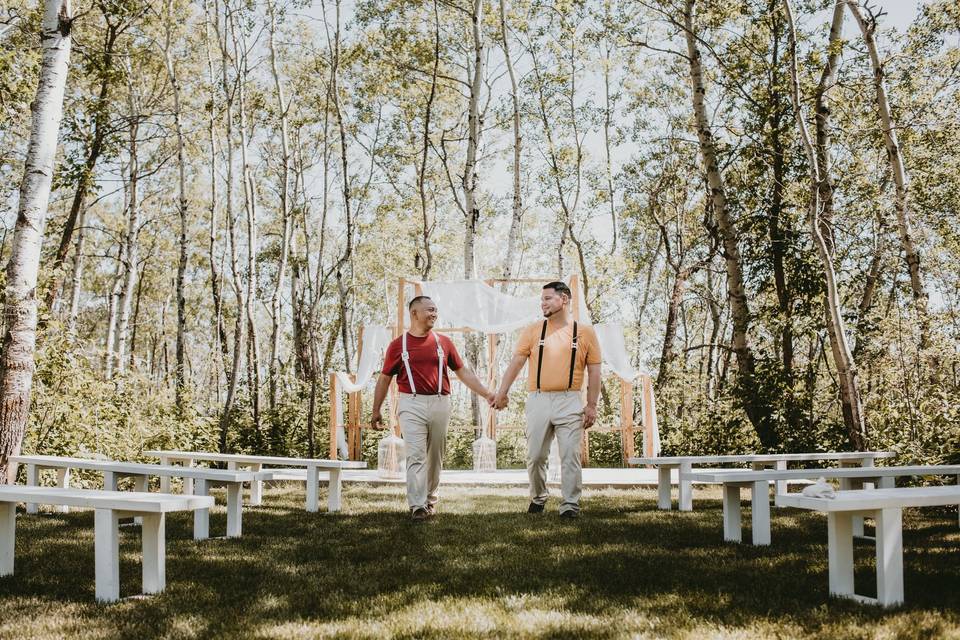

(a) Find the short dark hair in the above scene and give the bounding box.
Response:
[542,281,571,298]
[408,295,432,310]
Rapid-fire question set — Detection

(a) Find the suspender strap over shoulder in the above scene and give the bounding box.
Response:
[568,321,578,390]
[535,321,548,392]
[401,331,446,396]
[535,320,579,392]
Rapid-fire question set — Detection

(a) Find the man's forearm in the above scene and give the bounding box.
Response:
[372,375,391,413]
[586,366,601,407]
[497,359,525,395]
[455,367,490,397]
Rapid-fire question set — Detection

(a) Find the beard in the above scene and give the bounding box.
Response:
[542,308,556,318]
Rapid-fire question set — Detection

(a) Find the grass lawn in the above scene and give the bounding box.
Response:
[0,484,957,639]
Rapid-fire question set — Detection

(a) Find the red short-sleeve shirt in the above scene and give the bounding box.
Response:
[381,332,464,395]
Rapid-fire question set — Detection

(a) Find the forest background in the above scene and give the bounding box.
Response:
[1,0,958,474]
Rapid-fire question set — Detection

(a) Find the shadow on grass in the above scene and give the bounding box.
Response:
[0,486,957,639]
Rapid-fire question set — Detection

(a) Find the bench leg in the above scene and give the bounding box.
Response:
[0,502,15,576]
[141,513,165,594]
[878,476,895,490]
[827,512,855,599]
[94,509,121,603]
[250,464,263,506]
[226,483,242,537]
[774,460,788,500]
[306,466,320,513]
[657,467,672,510]
[159,457,171,493]
[56,469,71,514]
[133,475,147,525]
[722,485,742,543]
[838,476,867,537]
[328,469,342,513]
[183,461,194,496]
[25,464,38,515]
[193,478,210,541]
[678,462,693,512]
[875,507,904,607]
[750,480,771,545]
[103,471,117,492]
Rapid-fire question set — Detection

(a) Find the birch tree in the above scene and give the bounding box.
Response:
[0,0,73,483]
[784,0,867,448]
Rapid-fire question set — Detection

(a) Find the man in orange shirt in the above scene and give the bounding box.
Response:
[492,281,601,518]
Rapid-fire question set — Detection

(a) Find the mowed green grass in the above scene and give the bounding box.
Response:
[0,484,957,640]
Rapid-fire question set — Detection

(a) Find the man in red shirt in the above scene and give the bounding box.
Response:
[372,296,494,521]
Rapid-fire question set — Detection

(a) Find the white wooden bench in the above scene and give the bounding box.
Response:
[777,485,960,607]
[143,450,366,512]
[687,465,960,545]
[627,451,896,511]
[10,455,258,540]
[0,485,214,603]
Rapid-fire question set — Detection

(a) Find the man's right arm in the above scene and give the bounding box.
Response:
[371,373,393,429]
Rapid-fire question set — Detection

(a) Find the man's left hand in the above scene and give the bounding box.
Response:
[583,404,597,429]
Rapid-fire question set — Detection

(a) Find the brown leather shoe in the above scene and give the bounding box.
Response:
[411,507,429,522]
[425,504,437,517]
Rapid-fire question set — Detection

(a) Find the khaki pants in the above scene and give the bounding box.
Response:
[525,390,584,514]
[398,393,451,511]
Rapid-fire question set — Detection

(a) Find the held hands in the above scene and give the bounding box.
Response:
[489,391,508,411]
[583,403,597,429]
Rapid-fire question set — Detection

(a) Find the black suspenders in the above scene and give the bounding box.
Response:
[568,321,579,389]
[535,320,579,391]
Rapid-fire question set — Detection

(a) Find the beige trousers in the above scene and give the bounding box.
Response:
[525,390,584,514]
[398,393,451,511]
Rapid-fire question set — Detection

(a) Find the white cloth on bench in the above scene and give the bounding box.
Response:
[802,477,836,499]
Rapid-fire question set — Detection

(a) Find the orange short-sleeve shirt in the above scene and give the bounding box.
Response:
[514,320,601,392]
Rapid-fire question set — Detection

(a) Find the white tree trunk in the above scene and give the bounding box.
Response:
[683,0,773,447]
[162,0,190,405]
[499,0,522,280]
[267,0,293,412]
[846,0,929,347]
[66,201,87,335]
[231,9,261,435]
[115,70,140,377]
[0,0,73,483]
[463,0,485,431]
[784,0,866,448]
[462,0,484,281]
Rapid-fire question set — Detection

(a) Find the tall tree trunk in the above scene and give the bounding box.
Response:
[499,0,523,280]
[784,0,866,448]
[765,1,794,385]
[114,74,140,378]
[232,9,262,441]
[462,0,486,431]
[217,0,244,452]
[104,247,124,379]
[266,0,293,414]
[66,200,87,335]
[846,1,930,350]
[44,14,118,314]
[601,0,617,250]
[0,0,73,483]
[161,0,190,409]
[683,0,774,448]
[324,0,354,373]
[657,269,689,390]
[203,0,228,403]
[417,0,440,279]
